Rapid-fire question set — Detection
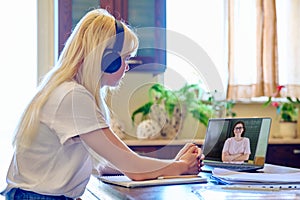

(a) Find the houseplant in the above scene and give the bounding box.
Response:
[206,90,237,118]
[263,85,300,138]
[263,86,299,122]
[131,83,215,139]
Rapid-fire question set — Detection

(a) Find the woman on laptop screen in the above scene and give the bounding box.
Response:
[222,121,251,164]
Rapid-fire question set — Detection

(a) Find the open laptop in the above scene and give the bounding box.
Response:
[201,117,272,172]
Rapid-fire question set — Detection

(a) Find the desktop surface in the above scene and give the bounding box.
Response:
[85,172,212,200]
[83,164,300,200]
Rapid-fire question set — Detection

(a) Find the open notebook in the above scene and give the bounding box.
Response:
[99,175,207,188]
[201,117,272,172]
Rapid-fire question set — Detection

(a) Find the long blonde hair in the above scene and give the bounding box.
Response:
[13,9,139,148]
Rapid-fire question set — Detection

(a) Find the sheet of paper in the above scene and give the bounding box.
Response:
[212,168,300,184]
[191,185,300,200]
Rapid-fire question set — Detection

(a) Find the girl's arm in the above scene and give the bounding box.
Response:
[80,127,201,181]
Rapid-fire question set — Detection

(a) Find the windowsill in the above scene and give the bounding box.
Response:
[233,97,268,104]
[234,97,294,104]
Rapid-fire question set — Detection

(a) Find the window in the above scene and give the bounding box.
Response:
[167,0,300,100]
[166,0,227,99]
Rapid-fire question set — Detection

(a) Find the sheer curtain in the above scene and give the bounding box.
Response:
[276,0,300,97]
[227,0,277,99]
[227,0,300,99]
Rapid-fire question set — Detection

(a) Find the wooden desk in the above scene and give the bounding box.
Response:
[82,164,300,200]
[84,176,205,200]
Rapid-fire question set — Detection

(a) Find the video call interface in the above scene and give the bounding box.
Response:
[202,118,265,163]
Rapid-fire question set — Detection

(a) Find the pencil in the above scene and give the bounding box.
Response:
[157,175,200,180]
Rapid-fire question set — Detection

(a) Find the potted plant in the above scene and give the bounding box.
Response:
[131,83,215,139]
[206,90,237,118]
[263,85,300,138]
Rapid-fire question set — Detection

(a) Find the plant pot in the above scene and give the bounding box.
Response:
[149,103,186,139]
[279,121,297,139]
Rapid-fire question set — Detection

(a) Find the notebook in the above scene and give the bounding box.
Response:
[98,175,207,188]
[201,117,272,172]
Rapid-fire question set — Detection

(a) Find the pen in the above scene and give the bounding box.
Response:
[157,175,200,180]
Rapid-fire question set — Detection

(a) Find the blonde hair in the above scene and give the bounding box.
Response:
[13,9,139,148]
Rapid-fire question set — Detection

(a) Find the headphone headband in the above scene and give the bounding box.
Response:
[102,20,125,73]
[114,20,124,54]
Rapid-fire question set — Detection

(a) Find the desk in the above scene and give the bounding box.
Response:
[82,164,300,200]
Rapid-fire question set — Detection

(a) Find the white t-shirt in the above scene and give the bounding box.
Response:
[222,137,251,164]
[3,81,109,198]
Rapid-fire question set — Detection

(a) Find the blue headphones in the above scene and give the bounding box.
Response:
[101,20,125,73]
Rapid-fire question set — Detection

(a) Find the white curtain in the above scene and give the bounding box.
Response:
[227,0,300,99]
[276,0,300,97]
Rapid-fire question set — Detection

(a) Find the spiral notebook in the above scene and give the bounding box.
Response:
[99,175,207,188]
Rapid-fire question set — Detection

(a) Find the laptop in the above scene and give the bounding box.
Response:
[201,117,272,172]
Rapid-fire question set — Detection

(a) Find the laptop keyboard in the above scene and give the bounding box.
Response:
[203,162,262,172]
[217,165,257,171]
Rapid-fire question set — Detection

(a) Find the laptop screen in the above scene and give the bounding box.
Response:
[202,117,272,165]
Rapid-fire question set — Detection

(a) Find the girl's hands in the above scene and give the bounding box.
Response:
[175,143,205,174]
[175,143,195,160]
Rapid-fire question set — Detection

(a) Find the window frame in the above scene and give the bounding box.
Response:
[57,0,166,74]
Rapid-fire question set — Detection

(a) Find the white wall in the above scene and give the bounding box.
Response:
[38,0,55,82]
[110,72,161,138]
[0,0,37,191]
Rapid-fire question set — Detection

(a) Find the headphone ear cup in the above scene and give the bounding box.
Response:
[102,50,122,73]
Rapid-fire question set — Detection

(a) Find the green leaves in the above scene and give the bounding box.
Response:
[264,96,299,122]
[287,96,300,104]
[263,97,272,107]
[131,83,215,127]
[190,104,214,127]
[280,102,298,122]
[131,102,153,123]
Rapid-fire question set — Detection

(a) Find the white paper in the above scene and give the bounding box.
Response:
[212,168,300,184]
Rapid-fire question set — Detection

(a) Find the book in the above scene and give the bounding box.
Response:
[98,175,207,188]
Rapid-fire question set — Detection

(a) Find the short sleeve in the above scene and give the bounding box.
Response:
[244,138,251,154]
[50,85,109,144]
[222,139,230,152]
